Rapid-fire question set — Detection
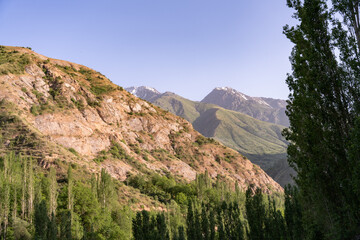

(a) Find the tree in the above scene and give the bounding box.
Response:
[186,201,195,240]
[245,187,265,240]
[209,209,216,240]
[284,185,304,240]
[21,156,27,219]
[177,226,186,240]
[60,210,72,240]
[133,211,144,240]
[201,203,209,240]
[48,167,58,216]
[217,205,225,240]
[27,158,34,223]
[156,212,169,240]
[98,168,114,209]
[67,165,73,212]
[47,213,57,240]
[34,200,49,240]
[284,0,360,238]
[228,202,244,240]
[2,176,10,239]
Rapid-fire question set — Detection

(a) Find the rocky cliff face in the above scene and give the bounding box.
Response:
[0,46,282,193]
[201,87,289,126]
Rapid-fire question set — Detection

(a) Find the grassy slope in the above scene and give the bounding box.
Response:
[153,93,200,123]
[151,93,294,186]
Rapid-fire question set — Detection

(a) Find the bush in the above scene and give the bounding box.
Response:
[68,148,79,156]
[90,85,115,95]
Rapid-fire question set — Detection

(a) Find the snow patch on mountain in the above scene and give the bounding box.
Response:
[125,86,162,102]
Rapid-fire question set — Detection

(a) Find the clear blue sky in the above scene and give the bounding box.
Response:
[0,0,294,100]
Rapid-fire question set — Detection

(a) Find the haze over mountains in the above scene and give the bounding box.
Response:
[126,86,294,186]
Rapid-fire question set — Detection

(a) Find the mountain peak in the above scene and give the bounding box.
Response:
[214,87,249,100]
[202,87,289,126]
[126,86,161,101]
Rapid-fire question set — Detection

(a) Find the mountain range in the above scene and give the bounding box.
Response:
[0,45,282,206]
[202,87,289,126]
[126,86,295,186]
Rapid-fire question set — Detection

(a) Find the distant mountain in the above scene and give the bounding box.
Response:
[126,86,161,102]
[201,87,289,126]
[126,86,295,186]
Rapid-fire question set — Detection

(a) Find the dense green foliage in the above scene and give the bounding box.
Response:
[283,0,360,239]
[0,152,291,240]
[0,153,133,239]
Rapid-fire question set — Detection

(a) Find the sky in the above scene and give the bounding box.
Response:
[0,0,295,101]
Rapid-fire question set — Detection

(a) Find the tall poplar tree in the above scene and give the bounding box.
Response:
[284,0,360,238]
[48,167,58,216]
[245,188,265,240]
[27,158,34,223]
[186,201,195,240]
[67,165,73,212]
[98,168,113,209]
[21,156,27,219]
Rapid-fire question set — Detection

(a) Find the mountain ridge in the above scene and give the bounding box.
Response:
[0,46,282,194]
[202,87,289,126]
[126,86,294,186]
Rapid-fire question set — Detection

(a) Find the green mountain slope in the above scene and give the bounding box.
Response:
[127,87,294,186]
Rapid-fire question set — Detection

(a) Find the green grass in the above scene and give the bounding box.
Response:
[148,92,291,186]
[0,46,31,75]
[90,84,115,95]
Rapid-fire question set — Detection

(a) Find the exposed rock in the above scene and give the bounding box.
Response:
[0,46,283,193]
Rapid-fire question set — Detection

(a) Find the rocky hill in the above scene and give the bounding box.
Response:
[0,46,282,196]
[202,87,289,126]
[126,86,294,186]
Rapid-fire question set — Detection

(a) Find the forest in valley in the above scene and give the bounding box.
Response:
[2,0,360,239]
[0,152,293,240]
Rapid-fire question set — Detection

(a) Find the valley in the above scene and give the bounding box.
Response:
[126,86,295,186]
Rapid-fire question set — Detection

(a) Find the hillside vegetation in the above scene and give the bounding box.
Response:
[0,46,289,239]
[129,89,294,186]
